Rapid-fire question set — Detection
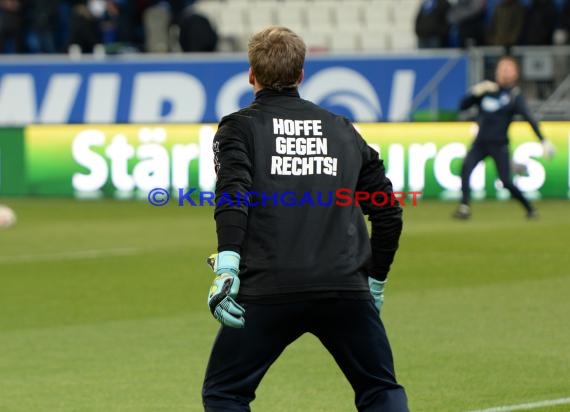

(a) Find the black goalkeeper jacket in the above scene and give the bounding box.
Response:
[459,86,544,145]
[213,88,403,301]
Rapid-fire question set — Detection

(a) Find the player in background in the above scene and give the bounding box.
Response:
[453,55,555,220]
[202,26,408,411]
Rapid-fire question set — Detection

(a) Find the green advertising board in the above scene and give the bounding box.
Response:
[357,122,569,200]
[0,123,568,199]
[25,125,209,197]
[0,128,25,195]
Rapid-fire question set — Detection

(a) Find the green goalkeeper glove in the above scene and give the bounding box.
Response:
[368,277,387,314]
[206,251,245,328]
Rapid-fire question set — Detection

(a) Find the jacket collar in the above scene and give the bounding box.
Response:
[255,88,300,100]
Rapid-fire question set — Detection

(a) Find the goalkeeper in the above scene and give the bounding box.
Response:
[454,55,555,220]
[202,26,408,411]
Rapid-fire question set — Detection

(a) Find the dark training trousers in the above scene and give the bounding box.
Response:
[460,142,533,212]
[202,299,408,412]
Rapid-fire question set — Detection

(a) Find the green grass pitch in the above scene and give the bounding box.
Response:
[0,198,569,412]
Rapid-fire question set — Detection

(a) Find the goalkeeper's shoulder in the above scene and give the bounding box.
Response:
[470,80,499,97]
[215,111,254,150]
[219,105,259,126]
[218,111,251,132]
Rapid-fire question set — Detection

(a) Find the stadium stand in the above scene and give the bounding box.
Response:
[1,0,569,55]
[192,0,420,52]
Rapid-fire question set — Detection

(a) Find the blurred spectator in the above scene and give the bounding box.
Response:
[143,0,171,52]
[68,0,102,53]
[487,0,525,47]
[171,0,193,16]
[524,0,556,45]
[27,0,60,53]
[97,0,128,52]
[447,0,486,47]
[0,0,25,53]
[100,0,120,46]
[561,0,570,44]
[415,0,450,48]
[178,4,217,52]
[113,0,137,47]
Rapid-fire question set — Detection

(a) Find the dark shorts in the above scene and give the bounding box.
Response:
[202,298,408,412]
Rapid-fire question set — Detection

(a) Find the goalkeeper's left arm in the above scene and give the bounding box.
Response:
[353,128,403,313]
[207,116,253,328]
[513,91,555,159]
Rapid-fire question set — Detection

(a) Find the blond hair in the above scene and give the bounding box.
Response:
[248,26,306,91]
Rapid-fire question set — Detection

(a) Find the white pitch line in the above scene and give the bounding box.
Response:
[468,397,570,412]
[0,248,140,264]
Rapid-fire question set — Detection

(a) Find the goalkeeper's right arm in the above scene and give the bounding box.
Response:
[459,80,499,111]
[470,80,499,97]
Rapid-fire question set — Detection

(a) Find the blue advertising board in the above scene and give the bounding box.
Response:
[0,54,466,124]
